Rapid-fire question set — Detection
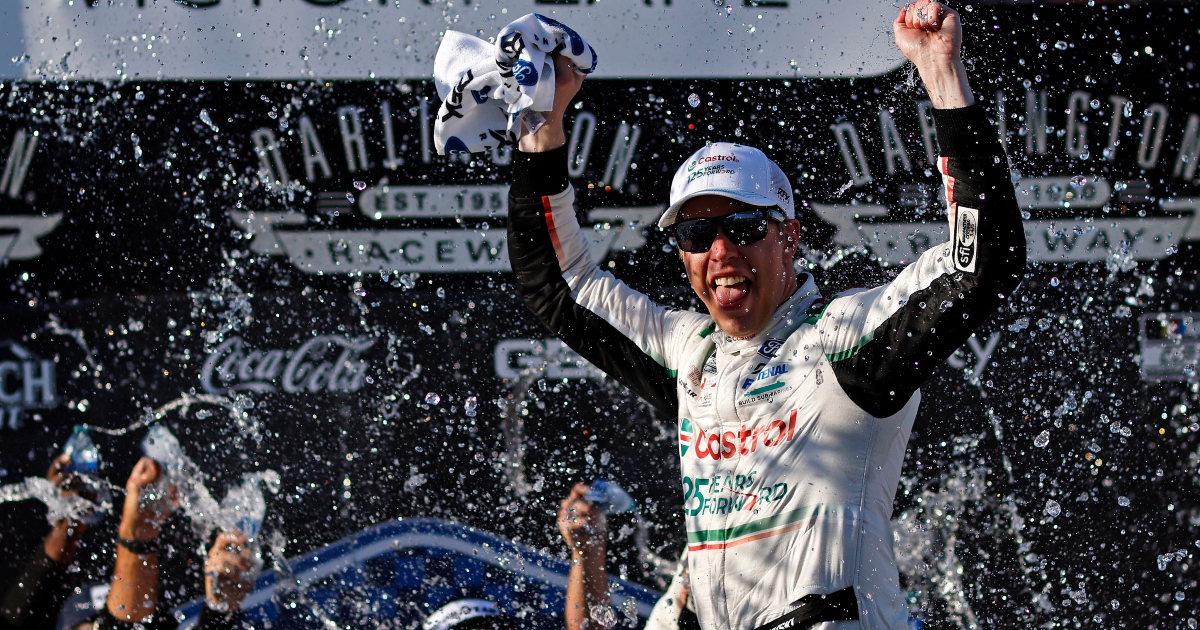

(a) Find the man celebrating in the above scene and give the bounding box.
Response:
[507,2,1025,628]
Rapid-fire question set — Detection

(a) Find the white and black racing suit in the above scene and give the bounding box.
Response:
[507,104,1026,630]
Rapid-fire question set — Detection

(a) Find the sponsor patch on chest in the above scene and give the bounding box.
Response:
[742,364,787,390]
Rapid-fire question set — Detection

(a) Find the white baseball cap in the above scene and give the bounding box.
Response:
[658,142,795,229]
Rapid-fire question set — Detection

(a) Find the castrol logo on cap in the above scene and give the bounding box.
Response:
[686,154,739,171]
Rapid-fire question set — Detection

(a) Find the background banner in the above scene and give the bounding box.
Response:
[1,2,1199,627]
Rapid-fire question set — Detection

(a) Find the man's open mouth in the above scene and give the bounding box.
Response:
[712,275,750,308]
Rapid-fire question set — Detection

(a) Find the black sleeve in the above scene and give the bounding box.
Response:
[0,551,71,630]
[507,146,679,416]
[92,606,178,630]
[828,104,1027,417]
[194,605,246,630]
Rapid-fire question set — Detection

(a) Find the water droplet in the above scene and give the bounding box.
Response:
[1008,317,1030,332]
[687,93,701,108]
[1112,52,1122,64]
[436,287,446,298]
[1120,426,1132,437]
[1049,277,1060,287]
[1166,245,1178,256]
[353,180,367,191]
[726,5,732,14]
[380,270,390,282]
[353,287,367,297]
[1158,553,1171,571]
[712,0,723,5]
[199,109,219,133]
[1036,317,1051,330]
[1044,499,1061,518]
[1117,496,1130,507]
[424,392,441,406]
[1034,430,1050,448]
[1054,40,1068,51]
[345,193,355,203]
[464,396,478,417]
[590,605,617,629]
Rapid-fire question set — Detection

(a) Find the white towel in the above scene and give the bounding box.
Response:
[432,14,597,155]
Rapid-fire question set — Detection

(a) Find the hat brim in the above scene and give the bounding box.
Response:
[658,188,780,229]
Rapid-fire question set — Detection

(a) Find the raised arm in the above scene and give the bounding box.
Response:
[0,455,89,630]
[820,0,1026,417]
[106,458,169,624]
[557,485,610,630]
[508,55,703,415]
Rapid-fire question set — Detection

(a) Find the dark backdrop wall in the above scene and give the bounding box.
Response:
[2,2,1200,626]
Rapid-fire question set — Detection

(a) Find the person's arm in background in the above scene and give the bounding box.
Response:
[104,458,168,624]
[819,0,1026,416]
[195,531,254,630]
[0,454,89,630]
[557,484,609,630]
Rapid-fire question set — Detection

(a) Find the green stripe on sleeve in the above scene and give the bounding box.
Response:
[825,332,874,363]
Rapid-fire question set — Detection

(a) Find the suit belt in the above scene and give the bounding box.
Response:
[751,587,860,630]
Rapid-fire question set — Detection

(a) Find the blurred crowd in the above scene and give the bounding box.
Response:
[2,451,688,630]
[1,455,255,630]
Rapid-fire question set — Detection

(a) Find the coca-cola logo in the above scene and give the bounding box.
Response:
[200,336,374,395]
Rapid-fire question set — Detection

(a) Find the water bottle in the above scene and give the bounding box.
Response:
[221,474,269,541]
[58,426,110,525]
[586,479,637,514]
[139,425,185,514]
[62,426,100,475]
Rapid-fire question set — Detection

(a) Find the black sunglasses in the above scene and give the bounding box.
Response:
[674,207,787,253]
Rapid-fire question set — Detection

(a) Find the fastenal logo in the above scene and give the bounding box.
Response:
[679,417,695,457]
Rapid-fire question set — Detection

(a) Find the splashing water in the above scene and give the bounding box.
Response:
[81,392,250,438]
[142,425,223,537]
[590,605,617,629]
[199,109,220,133]
[0,477,113,525]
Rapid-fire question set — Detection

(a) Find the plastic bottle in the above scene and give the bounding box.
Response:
[139,425,191,518]
[586,479,637,514]
[221,474,269,541]
[62,426,100,475]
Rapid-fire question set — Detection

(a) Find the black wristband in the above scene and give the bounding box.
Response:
[116,536,158,555]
